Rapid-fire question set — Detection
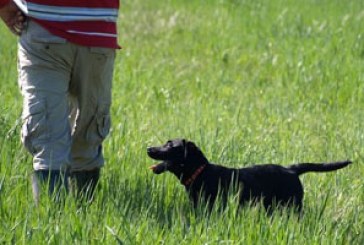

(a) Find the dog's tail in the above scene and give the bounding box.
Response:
[288,160,352,175]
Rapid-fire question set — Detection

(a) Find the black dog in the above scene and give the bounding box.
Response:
[147,139,352,211]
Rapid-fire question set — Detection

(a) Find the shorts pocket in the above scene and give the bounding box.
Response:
[90,47,116,63]
[21,100,49,155]
[97,114,111,139]
[86,103,111,145]
[90,47,115,56]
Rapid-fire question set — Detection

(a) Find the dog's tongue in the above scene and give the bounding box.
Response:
[149,163,165,174]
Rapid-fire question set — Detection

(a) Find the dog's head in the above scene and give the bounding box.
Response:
[147,139,208,178]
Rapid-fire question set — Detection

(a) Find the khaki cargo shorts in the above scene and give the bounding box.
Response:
[18,20,116,171]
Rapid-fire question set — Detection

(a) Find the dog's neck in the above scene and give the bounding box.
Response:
[182,164,207,186]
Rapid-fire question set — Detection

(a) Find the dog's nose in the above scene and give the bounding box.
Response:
[147,147,156,157]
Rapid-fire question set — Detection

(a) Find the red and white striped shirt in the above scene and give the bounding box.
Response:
[3,0,120,48]
[0,0,9,8]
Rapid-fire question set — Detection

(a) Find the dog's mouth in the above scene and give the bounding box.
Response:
[149,162,167,174]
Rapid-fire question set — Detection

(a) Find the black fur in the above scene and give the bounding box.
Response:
[147,139,352,211]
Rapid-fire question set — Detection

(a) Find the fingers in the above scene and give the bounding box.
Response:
[15,11,25,28]
[17,11,24,22]
[6,21,20,35]
[0,1,26,35]
[6,11,25,36]
[10,24,22,35]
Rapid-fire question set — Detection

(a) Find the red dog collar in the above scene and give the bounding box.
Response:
[183,164,207,186]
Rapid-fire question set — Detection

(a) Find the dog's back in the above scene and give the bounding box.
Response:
[236,164,304,209]
[190,164,304,210]
[236,161,352,210]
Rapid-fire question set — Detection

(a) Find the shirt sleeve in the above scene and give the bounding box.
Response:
[0,0,10,8]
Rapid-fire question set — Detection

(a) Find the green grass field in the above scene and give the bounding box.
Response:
[1,0,363,244]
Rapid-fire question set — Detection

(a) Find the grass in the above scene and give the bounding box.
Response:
[0,0,364,244]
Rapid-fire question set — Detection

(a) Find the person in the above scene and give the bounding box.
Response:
[0,0,120,203]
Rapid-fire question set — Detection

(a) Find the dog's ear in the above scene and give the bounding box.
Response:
[183,139,188,159]
[183,140,197,159]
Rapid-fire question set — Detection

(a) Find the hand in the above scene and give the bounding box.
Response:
[0,1,25,35]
